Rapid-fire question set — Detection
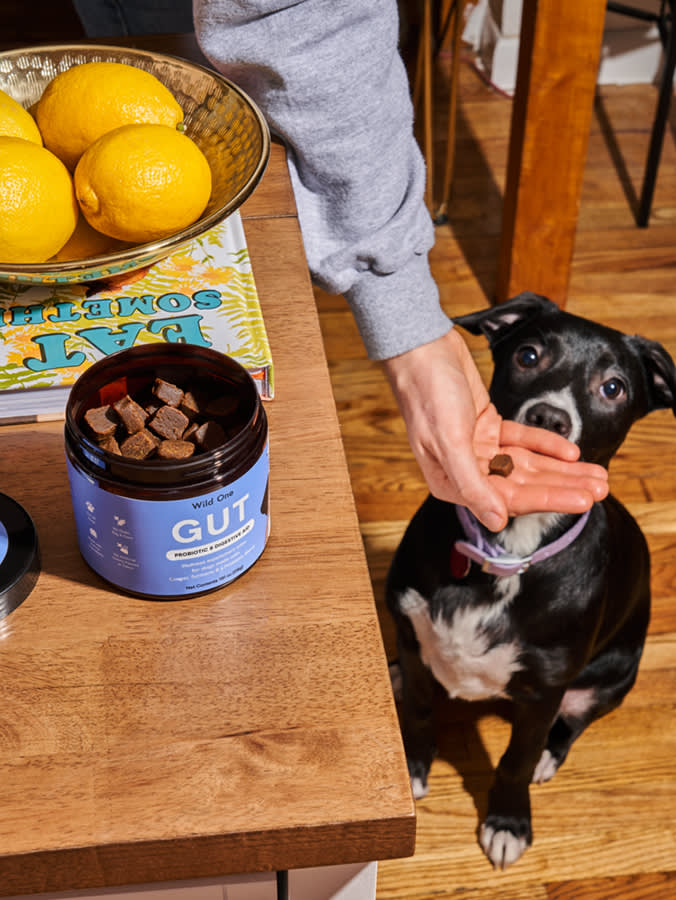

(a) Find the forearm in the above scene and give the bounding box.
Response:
[194,0,452,359]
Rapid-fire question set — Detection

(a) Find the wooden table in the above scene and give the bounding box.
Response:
[0,36,415,896]
[495,0,608,308]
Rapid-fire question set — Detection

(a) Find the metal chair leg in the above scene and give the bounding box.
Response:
[607,0,676,226]
[637,0,676,225]
[276,869,289,900]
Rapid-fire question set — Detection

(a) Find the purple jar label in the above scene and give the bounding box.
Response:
[66,445,269,597]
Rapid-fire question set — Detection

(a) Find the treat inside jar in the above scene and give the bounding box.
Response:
[83,376,241,459]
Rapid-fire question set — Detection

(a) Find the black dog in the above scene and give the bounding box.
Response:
[386,293,676,869]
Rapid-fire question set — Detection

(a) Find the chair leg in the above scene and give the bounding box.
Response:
[422,0,435,210]
[412,0,435,211]
[637,2,676,225]
[435,0,465,223]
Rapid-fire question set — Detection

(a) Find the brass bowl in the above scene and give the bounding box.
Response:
[0,44,270,284]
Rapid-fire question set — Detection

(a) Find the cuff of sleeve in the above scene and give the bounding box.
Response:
[344,253,453,360]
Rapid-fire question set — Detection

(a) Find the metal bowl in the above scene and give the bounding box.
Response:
[0,44,270,284]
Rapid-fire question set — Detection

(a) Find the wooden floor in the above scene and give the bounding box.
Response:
[315,53,676,900]
[4,7,676,897]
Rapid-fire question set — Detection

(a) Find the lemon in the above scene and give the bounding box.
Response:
[0,136,78,264]
[52,213,126,262]
[36,61,184,170]
[0,88,42,144]
[75,123,212,244]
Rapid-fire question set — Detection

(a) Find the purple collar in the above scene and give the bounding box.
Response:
[454,506,591,577]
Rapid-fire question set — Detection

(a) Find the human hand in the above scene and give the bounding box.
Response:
[382,328,608,532]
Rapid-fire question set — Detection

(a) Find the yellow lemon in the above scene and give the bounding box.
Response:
[36,61,184,170]
[0,136,78,264]
[0,88,42,144]
[52,213,126,262]
[74,123,212,244]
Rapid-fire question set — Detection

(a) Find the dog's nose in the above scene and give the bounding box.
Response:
[525,402,572,438]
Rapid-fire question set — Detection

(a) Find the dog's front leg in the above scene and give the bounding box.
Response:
[480,692,563,869]
[396,636,438,800]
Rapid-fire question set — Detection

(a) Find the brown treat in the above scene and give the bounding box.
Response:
[194,420,228,451]
[179,389,203,420]
[183,421,200,443]
[489,453,514,477]
[98,434,121,455]
[153,378,184,407]
[84,404,119,437]
[148,404,190,440]
[120,429,158,460]
[205,393,239,418]
[156,439,196,460]
[113,394,148,434]
[144,400,163,416]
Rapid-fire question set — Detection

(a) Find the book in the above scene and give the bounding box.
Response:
[0,211,274,425]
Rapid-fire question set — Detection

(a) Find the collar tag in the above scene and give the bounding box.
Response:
[481,555,532,575]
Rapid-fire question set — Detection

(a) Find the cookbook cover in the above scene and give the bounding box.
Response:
[0,211,274,424]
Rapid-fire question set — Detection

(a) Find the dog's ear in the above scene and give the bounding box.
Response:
[452,292,559,344]
[631,335,676,415]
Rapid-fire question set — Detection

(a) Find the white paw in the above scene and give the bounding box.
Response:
[479,824,529,869]
[389,662,403,701]
[532,748,558,784]
[410,776,429,800]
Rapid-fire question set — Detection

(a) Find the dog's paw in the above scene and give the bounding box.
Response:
[532,748,559,784]
[410,775,429,800]
[479,820,531,869]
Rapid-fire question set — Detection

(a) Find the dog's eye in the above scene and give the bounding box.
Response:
[601,378,626,400]
[516,346,539,368]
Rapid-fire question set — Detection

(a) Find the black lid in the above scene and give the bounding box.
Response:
[0,493,40,619]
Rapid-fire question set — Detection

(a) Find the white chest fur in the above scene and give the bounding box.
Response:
[399,588,523,701]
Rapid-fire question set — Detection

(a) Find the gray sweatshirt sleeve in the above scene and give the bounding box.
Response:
[193,0,452,360]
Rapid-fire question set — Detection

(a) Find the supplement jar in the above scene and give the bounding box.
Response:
[64,344,269,599]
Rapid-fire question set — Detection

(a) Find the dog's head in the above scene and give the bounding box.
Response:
[454,292,676,466]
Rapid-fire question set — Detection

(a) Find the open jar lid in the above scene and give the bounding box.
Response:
[0,493,40,620]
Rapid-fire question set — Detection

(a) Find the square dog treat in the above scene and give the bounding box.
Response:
[148,405,190,441]
[153,378,184,408]
[120,429,158,460]
[98,434,121,455]
[113,394,148,434]
[156,439,196,460]
[183,421,200,443]
[84,404,118,438]
[489,453,514,477]
[194,420,228,451]
[179,389,204,420]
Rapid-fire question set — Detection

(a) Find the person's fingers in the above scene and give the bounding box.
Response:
[489,446,606,486]
[500,419,581,461]
[492,467,608,503]
[489,478,599,516]
[416,439,509,532]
